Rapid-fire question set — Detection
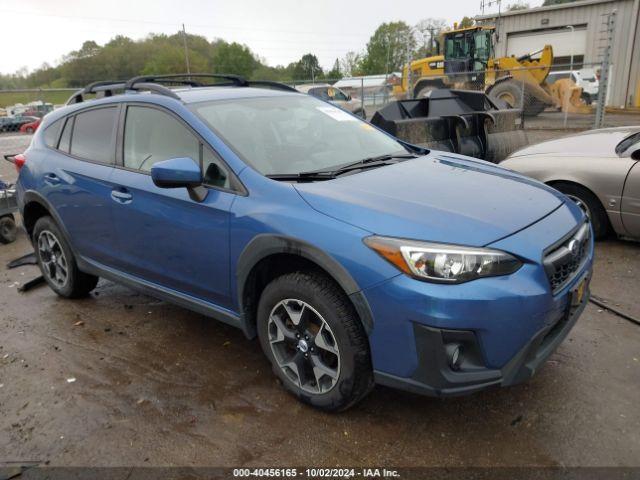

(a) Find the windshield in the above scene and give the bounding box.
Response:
[615,131,640,156]
[191,95,407,176]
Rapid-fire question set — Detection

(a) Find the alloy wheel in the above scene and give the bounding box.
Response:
[38,230,69,287]
[267,298,340,394]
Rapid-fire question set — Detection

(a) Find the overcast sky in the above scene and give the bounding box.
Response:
[0,0,544,74]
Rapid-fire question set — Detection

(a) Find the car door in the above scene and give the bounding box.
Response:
[621,161,640,237]
[42,106,120,266]
[109,104,236,309]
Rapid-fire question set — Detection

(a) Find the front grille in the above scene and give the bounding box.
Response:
[543,222,591,294]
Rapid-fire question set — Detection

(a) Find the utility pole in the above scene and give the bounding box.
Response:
[182,23,191,75]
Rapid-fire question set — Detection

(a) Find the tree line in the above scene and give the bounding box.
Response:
[0,0,581,89]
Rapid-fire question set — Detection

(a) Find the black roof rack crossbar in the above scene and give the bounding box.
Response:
[65,80,127,105]
[124,73,249,89]
[66,73,299,105]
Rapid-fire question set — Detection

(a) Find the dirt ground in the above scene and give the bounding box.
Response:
[0,133,639,468]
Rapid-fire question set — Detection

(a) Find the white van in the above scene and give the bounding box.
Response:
[547,68,600,104]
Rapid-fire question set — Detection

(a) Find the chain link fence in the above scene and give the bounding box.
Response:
[2,65,639,159]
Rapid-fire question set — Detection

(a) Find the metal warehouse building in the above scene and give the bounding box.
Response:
[476,0,640,107]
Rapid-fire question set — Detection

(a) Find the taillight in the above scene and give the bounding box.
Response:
[14,154,26,173]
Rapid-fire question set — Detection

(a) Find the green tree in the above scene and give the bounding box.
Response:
[360,21,416,75]
[326,58,342,80]
[212,42,258,77]
[292,53,323,81]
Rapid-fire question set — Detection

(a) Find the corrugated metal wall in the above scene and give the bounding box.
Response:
[481,0,639,106]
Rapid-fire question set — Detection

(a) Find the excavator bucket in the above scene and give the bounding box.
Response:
[370,89,528,163]
[549,78,592,114]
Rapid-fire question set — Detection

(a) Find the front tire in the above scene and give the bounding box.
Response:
[257,272,373,411]
[33,216,99,298]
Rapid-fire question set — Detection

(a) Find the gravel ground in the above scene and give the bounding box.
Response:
[0,132,639,468]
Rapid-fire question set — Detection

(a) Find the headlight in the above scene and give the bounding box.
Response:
[364,236,522,283]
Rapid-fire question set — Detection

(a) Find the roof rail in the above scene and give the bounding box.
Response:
[124,73,249,89]
[65,73,298,105]
[246,80,298,92]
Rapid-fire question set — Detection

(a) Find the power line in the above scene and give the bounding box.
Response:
[0,8,372,38]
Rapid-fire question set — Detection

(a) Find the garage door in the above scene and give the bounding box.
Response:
[506,27,587,58]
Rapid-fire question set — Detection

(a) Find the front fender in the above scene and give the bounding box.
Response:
[236,234,374,335]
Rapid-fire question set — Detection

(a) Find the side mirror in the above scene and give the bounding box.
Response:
[632,149,640,161]
[151,157,201,189]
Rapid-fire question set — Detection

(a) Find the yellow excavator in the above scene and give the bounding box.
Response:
[393,25,589,116]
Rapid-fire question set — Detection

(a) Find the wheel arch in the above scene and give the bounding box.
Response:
[546,179,614,233]
[22,191,76,248]
[237,234,374,339]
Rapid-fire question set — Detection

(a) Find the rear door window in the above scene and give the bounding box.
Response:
[70,107,117,164]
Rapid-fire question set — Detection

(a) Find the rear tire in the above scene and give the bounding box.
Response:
[33,216,99,298]
[554,183,609,239]
[257,271,373,411]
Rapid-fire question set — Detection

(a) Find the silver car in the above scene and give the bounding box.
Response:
[296,84,366,119]
[501,127,640,240]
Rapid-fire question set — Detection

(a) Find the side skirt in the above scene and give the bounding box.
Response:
[77,256,246,333]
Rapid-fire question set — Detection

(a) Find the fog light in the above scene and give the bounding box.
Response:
[446,343,463,371]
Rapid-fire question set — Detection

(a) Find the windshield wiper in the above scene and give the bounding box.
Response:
[267,153,420,182]
[301,153,419,177]
[266,172,336,182]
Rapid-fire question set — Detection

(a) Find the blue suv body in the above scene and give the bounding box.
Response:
[15,75,593,410]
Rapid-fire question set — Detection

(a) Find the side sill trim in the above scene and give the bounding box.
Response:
[77,256,245,333]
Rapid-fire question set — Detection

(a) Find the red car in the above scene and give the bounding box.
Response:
[19,118,41,134]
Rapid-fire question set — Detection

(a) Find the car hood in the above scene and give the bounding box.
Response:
[508,127,640,158]
[294,153,564,247]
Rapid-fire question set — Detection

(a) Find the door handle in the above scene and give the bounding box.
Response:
[44,173,60,186]
[111,189,133,204]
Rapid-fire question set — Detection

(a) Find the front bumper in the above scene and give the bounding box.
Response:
[373,272,590,397]
[364,203,593,397]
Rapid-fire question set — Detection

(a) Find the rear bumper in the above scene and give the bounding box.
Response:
[373,272,590,397]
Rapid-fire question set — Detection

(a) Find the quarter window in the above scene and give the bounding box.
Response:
[43,119,63,148]
[70,107,117,163]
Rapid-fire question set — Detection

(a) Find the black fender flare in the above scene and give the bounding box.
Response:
[21,191,76,248]
[236,234,374,335]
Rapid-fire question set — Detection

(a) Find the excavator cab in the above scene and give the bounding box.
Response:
[443,27,494,81]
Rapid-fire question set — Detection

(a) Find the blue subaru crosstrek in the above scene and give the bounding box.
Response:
[13,74,593,411]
